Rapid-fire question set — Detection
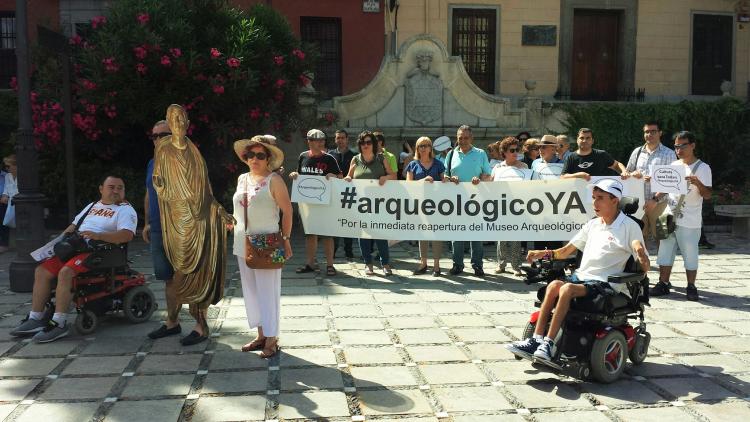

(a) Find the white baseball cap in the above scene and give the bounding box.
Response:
[433,136,451,152]
[592,179,623,200]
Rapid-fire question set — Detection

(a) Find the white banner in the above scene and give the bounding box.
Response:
[297,177,645,241]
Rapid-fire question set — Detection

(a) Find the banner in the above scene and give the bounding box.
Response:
[296,176,644,241]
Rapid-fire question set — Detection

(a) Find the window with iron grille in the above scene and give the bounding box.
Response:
[0,12,16,88]
[451,8,496,93]
[300,17,342,99]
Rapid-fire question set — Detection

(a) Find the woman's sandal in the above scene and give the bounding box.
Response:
[260,341,279,359]
[326,265,337,276]
[241,337,266,352]
[296,264,316,273]
[365,266,376,276]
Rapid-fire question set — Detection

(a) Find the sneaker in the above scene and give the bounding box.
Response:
[505,337,541,358]
[32,320,70,343]
[686,284,700,301]
[533,338,557,362]
[448,265,463,276]
[10,317,48,337]
[473,267,485,277]
[649,280,671,297]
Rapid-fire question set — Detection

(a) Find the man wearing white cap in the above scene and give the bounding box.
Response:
[506,179,650,363]
[433,136,452,164]
[289,129,342,276]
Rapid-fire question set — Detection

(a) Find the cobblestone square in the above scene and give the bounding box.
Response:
[0,235,749,420]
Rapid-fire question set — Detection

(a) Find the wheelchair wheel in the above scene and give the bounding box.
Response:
[123,286,156,323]
[629,331,651,365]
[75,309,99,335]
[590,330,627,383]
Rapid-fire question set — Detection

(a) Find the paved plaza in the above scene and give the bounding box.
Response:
[0,234,749,421]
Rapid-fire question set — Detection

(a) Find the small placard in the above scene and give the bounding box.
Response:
[522,25,557,46]
[363,0,380,13]
[291,175,332,205]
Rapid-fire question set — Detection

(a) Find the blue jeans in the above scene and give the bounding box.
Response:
[150,228,175,280]
[359,238,390,266]
[451,240,483,269]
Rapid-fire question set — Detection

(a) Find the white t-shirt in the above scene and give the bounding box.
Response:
[73,201,137,234]
[666,160,712,229]
[570,212,644,295]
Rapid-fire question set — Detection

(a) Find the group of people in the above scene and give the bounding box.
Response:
[9,112,712,359]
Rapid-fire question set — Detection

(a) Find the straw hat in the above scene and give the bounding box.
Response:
[233,135,284,170]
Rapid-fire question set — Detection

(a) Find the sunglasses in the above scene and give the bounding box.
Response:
[418,144,431,149]
[359,140,373,146]
[149,132,172,140]
[245,151,269,160]
[674,143,692,150]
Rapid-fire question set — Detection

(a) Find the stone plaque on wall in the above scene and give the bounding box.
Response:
[522,25,557,46]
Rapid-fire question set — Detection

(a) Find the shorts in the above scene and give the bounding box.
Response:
[565,273,613,299]
[656,225,701,271]
[150,228,175,280]
[41,253,92,276]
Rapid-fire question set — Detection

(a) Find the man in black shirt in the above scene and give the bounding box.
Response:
[561,128,626,180]
[289,129,343,275]
[328,129,355,260]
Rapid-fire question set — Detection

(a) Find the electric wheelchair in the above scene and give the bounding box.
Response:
[46,241,156,335]
[517,196,651,383]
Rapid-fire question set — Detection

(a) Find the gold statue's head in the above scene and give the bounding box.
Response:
[166,104,189,137]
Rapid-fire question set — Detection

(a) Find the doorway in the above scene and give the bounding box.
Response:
[692,14,733,95]
[571,10,621,100]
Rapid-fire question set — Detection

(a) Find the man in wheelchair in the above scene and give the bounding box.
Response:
[10,176,137,343]
[507,179,650,364]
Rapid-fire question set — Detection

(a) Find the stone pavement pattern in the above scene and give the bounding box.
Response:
[0,235,749,421]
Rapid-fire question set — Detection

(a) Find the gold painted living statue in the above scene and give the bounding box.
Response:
[152,104,234,345]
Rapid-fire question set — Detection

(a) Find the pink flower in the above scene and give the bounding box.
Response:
[249,108,261,120]
[298,74,311,86]
[226,57,240,68]
[102,57,119,73]
[81,79,97,90]
[170,48,182,58]
[160,55,172,66]
[194,73,207,81]
[210,48,221,58]
[292,48,305,60]
[69,35,82,46]
[133,46,147,60]
[273,55,284,66]
[275,79,286,88]
[136,63,148,75]
[212,85,225,95]
[9,77,17,91]
[137,13,150,25]
[105,105,117,119]
[85,104,97,114]
[91,16,107,29]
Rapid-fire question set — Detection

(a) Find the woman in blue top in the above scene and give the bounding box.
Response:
[405,137,446,276]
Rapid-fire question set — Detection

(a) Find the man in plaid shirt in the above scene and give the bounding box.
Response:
[622,121,677,240]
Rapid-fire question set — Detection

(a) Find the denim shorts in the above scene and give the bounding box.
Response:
[150,229,174,281]
[565,273,612,299]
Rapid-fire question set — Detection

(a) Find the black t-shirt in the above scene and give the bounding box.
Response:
[562,149,615,176]
[297,151,342,176]
[327,148,354,174]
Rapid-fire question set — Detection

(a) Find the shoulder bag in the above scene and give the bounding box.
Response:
[244,175,286,269]
[53,201,97,262]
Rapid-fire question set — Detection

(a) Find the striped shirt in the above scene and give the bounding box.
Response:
[625,143,677,199]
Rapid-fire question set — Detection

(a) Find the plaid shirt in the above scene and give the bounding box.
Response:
[626,143,677,199]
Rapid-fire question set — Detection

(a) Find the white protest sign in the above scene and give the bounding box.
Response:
[30,233,65,262]
[298,177,645,241]
[291,175,331,205]
[650,165,687,195]
[533,163,564,180]
[492,167,533,181]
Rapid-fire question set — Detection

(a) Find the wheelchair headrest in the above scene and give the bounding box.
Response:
[619,196,639,215]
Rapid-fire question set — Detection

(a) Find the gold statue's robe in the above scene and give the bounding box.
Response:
[152,136,232,318]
